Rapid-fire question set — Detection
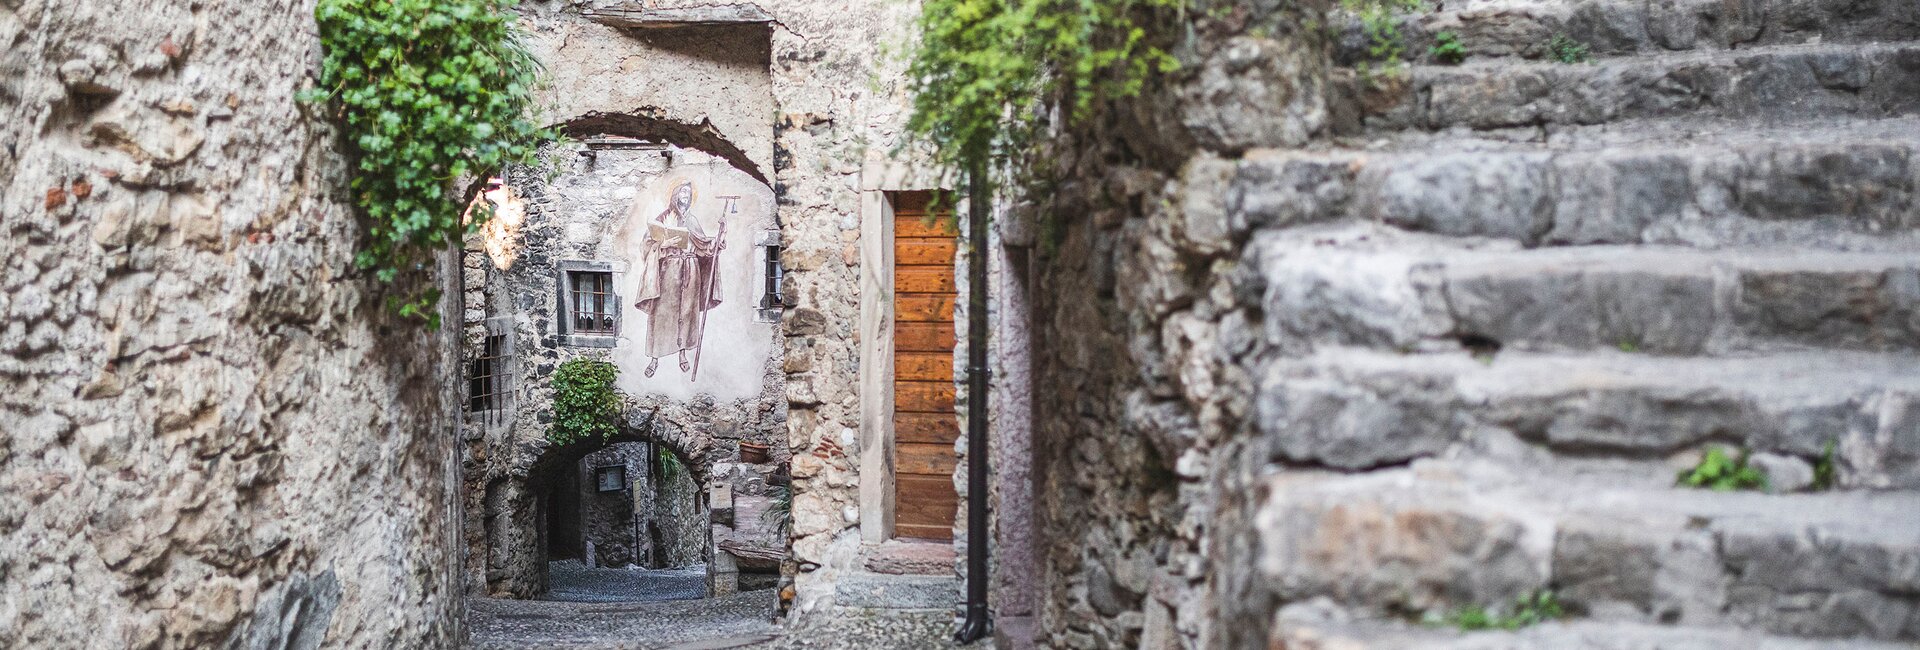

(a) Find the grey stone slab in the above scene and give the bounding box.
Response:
[1232,120,1920,248]
[1345,42,1920,133]
[830,572,959,610]
[1331,0,1920,65]
[1256,348,1920,485]
[1254,460,1920,638]
[1272,610,1920,649]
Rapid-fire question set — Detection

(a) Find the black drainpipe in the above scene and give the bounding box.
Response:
[955,160,992,644]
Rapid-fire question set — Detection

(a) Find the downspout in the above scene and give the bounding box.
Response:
[955,159,992,644]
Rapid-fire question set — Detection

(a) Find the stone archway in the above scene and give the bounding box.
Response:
[485,405,718,599]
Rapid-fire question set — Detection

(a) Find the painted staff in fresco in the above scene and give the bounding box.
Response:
[632,180,726,380]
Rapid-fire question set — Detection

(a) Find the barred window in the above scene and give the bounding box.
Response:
[761,242,783,310]
[469,333,507,412]
[569,271,616,335]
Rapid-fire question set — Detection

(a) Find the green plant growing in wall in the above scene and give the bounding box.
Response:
[1547,33,1590,63]
[762,483,792,536]
[1811,439,1838,491]
[304,0,554,327]
[1676,447,1768,492]
[657,445,685,484]
[900,0,1183,220]
[550,356,622,446]
[1429,590,1565,631]
[1429,30,1465,64]
[1345,0,1422,82]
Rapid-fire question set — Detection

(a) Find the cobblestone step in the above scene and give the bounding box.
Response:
[1225,118,1920,248]
[1271,613,1920,649]
[1331,0,1920,66]
[1331,42,1920,134]
[1251,459,1920,641]
[1249,224,1920,355]
[1255,347,1920,483]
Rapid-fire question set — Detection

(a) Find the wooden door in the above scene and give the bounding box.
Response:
[890,191,958,540]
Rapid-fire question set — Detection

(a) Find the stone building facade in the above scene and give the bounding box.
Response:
[0,1,465,648]
[461,0,1020,626]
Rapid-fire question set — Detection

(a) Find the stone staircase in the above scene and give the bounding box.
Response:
[1243,0,1920,644]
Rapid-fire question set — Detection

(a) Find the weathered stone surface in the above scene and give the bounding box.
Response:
[1,1,463,647]
[1258,348,1920,476]
[1229,123,1920,248]
[1349,43,1920,132]
[830,573,958,610]
[1333,0,1920,64]
[1271,613,1920,649]
[1255,460,1920,637]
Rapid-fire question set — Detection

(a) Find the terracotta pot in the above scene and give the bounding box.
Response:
[739,442,771,464]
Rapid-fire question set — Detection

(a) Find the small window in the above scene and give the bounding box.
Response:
[469,333,507,412]
[755,230,782,322]
[595,465,627,493]
[569,271,617,335]
[762,243,783,309]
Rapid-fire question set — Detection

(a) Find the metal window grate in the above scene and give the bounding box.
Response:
[570,271,616,334]
[469,333,507,412]
[761,243,783,310]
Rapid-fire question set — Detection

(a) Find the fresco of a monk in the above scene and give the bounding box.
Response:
[632,180,726,379]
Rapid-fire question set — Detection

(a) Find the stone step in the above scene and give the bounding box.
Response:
[1271,612,1920,649]
[1331,0,1920,66]
[1251,459,1920,640]
[831,572,957,610]
[1330,42,1920,134]
[1255,347,1920,486]
[1223,117,1920,248]
[1250,224,1920,355]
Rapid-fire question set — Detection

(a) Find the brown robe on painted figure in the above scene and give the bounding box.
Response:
[633,197,723,363]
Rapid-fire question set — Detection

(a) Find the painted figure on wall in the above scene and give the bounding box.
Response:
[632,180,726,379]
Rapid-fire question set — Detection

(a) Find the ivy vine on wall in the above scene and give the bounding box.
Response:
[303,0,552,326]
[550,356,623,446]
[901,0,1183,189]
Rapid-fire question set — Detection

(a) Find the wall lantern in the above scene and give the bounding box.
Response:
[594,465,627,493]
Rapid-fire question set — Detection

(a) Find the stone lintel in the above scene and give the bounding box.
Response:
[582,4,775,29]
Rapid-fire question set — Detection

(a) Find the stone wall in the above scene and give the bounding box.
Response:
[1024,0,1920,646]
[0,1,464,648]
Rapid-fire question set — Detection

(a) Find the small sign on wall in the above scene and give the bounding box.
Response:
[595,465,628,493]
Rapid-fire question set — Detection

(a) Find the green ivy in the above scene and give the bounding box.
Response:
[1811,439,1837,491]
[550,356,622,446]
[1431,590,1564,631]
[1676,447,1768,492]
[1428,30,1465,64]
[1547,33,1591,64]
[902,0,1182,195]
[304,0,552,326]
[1347,0,1421,82]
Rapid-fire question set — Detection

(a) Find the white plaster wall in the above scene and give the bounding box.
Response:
[609,154,779,402]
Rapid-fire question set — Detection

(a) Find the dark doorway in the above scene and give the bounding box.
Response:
[544,465,585,562]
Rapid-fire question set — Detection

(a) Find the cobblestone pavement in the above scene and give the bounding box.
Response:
[470,590,970,649]
[470,562,968,649]
[544,561,710,603]
[467,591,780,649]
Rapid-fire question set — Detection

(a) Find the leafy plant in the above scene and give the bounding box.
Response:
[1547,33,1590,64]
[1429,30,1465,64]
[1811,439,1837,491]
[901,0,1183,203]
[1616,339,1640,353]
[1429,590,1565,631]
[549,356,621,446]
[657,445,686,484]
[761,483,792,536]
[305,0,553,326]
[1346,0,1422,82]
[1676,447,1768,492]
